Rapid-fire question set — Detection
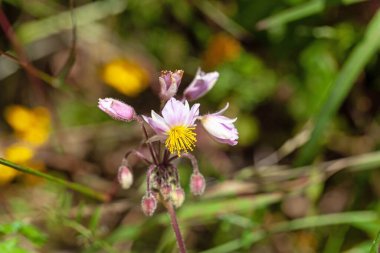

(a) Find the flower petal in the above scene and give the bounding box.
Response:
[200,106,238,146]
[184,68,219,101]
[143,111,169,134]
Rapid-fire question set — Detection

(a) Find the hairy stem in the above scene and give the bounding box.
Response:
[0,158,109,202]
[165,202,187,253]
[181,153,199,173]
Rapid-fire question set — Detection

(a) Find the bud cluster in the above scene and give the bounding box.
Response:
[98,68,238,217]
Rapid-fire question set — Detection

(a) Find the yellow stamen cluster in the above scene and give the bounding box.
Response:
[165,126,196,156]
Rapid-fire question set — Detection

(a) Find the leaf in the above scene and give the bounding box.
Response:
[88,207,102,234]
[19,224,47,245]
[369,230,380,253]
[256,0,366,30]
[0,222,23,234]
[0,239,29,253]
[295,10,380,165]
[16,0,128,44]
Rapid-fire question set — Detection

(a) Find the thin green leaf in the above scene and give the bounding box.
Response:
[256,0,366,30]
[201,211,378,253]
[370,230,380,253]
[295,10,380,165]
[19,224,47,245]
[16,0,128,44]
[55,0,77,87]
[88,207,102,234]
[0,158,108,201]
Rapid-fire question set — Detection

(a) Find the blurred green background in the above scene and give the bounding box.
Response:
[0,0,380,252]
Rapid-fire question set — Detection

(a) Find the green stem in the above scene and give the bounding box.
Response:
[0,158,109,202]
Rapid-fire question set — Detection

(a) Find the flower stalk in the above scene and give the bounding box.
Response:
[165,201,187,253]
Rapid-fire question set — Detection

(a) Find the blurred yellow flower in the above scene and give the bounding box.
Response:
[5,106,51,146]
[0,143,35,185]
[1,105,51,185]
[102,59,149,97]
[203,33,242,69]
[5,143,35,162]
[0,165,18,185]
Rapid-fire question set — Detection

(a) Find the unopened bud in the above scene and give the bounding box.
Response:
[141,194,157,216]
[170,187,185,208]
[98,98,135,122]
[159,70,184,100]
[190,173,206,196]
[118,166,133,189]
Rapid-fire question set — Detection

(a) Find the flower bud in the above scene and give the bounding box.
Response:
[159,70,184,100]
[141,194,157,216]
[98,98,135,122]
[184,68,219,101]
[117,165,133,189]
[190,173,206,196]
[170,187,185,208]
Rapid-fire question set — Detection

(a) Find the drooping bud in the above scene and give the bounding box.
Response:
[190,173,206,196]
[117,165,133,189]
[141,194,157,216]
[170,187,185,208]
[183,68,219,101]
[98,98,135,122]
[159,70,184,100]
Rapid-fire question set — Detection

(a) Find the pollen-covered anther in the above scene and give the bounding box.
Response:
[165,126,196,156]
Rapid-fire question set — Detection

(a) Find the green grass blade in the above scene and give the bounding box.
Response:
[0,158,108,201]
[256,0,366,30]
[16,0,127,44]
[295,10,380,165]
[194,0,251,39]
[370,230,380,253]
[200,211,378,253]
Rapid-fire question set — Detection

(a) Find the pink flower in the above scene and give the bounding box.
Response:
[143,98,200,156]
[159,70,184,100]
[184,68,219,101]
[200,103,238,145]
[98,98,135,122]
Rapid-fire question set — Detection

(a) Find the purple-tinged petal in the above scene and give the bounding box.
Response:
[200,104,238,146]
[184,68,219,101]
[98,98,135,122]
[143,111,169,135]
[186,103,200,126]
[161,98,178,126]
[159,70,184,100]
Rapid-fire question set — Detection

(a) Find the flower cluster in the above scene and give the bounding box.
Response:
[98,69,238,216]
[1,106,51,185]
